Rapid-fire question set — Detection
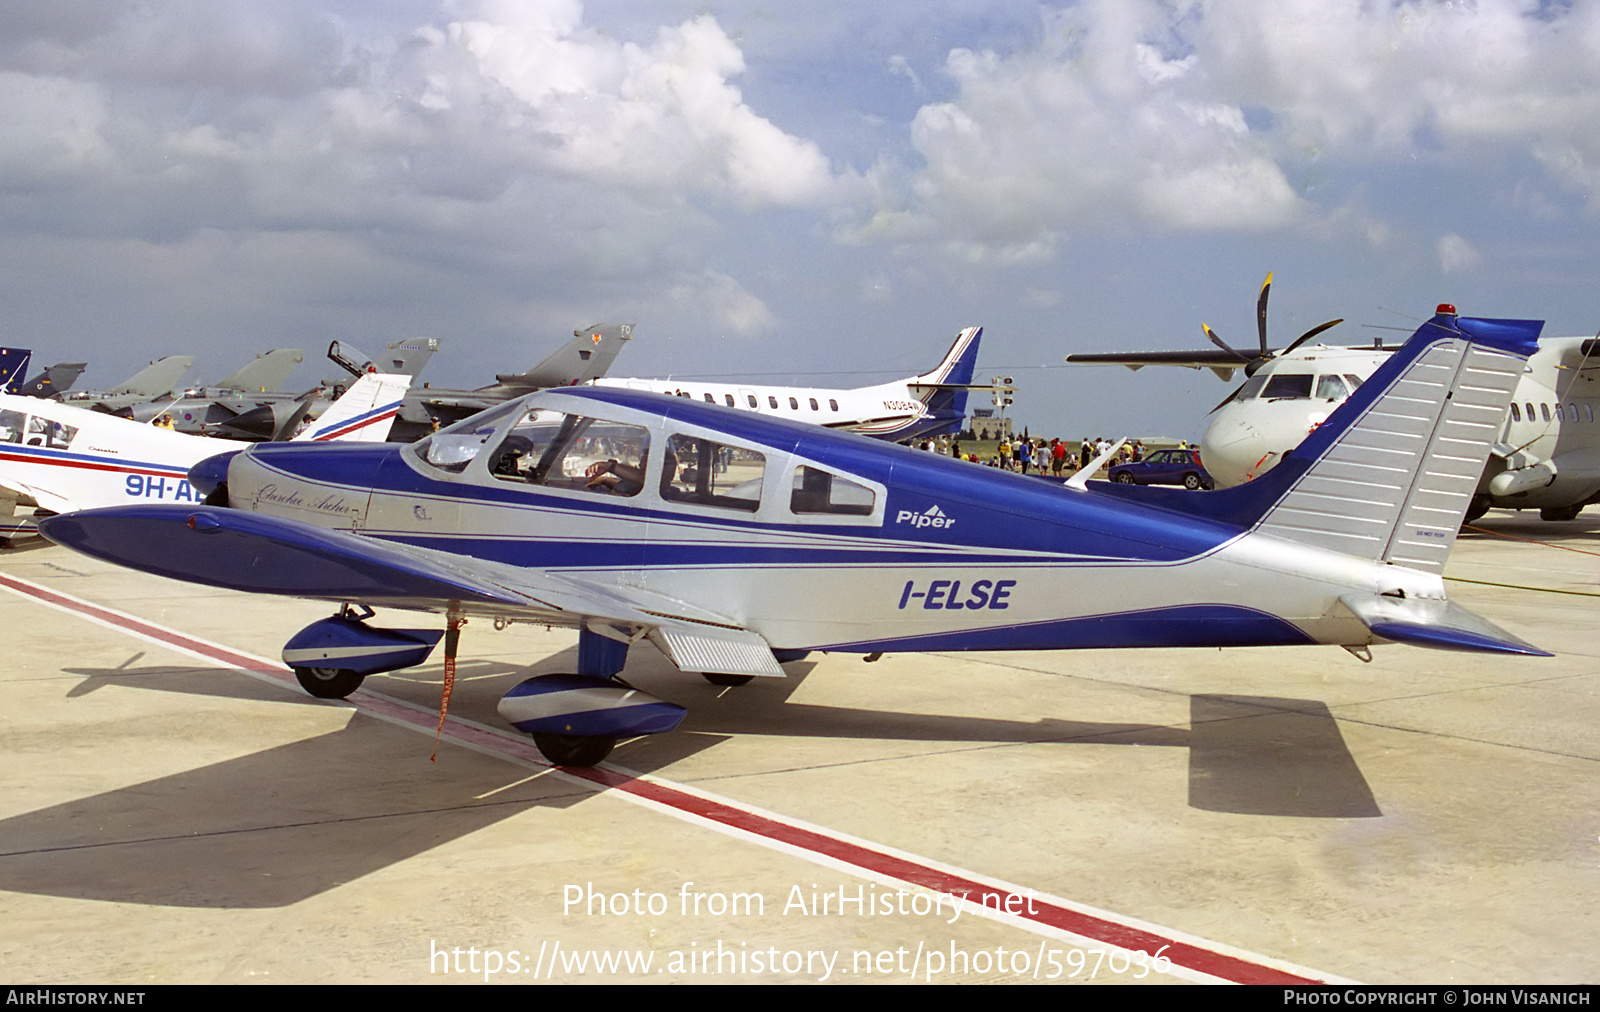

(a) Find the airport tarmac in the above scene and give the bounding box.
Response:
[0,511,1597,985]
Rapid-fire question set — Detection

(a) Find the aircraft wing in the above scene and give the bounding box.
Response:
[1065,350,1244,381]
[38,504,784,676]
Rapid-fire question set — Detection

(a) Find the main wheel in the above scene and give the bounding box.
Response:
[1464,495,1491,524]
[1113,472,1134,484]
[294,666,365,699]
[702,673,754,687]
[532,733,616,767]
[1540,505,1583,522]
[1182,472,1202,490]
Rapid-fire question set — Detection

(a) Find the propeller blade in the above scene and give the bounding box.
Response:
[1281,318,1345,356]
[1256,271,1273,356]
[1203,324,1251,363]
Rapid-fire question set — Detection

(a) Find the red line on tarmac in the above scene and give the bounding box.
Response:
[0,570,1330,985]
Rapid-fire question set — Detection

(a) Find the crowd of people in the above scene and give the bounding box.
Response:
[913,433,1178,476]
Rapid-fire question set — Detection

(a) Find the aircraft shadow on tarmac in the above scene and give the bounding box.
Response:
[0,719,583,909]
[0,652,1384,909]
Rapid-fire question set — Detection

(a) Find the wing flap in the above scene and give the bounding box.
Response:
[649,624,786,677]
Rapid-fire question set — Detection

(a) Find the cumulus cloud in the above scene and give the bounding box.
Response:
[1437,233,1482,274]
[866,0,1600,259]
[668,270,775,335]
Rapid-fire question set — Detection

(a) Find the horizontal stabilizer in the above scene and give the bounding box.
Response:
[1339,593,1550,657]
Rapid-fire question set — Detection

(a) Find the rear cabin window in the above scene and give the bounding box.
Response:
[661,434,764,512]
[25,415,76,448]
[790,466,875,516]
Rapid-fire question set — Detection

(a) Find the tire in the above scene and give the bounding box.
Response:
[533,733,616,767]
[1113,472,1135,484]
[1182,473,1202,490]
[1464,495,1491,524]
[702,673,754,687]
[1540,505,1583,522]
[294,666,365,700]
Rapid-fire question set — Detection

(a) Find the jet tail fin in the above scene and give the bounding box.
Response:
[0,348,31,394]
[292,373,412,442]
[19,362,87,398]
[111,355,195,397]
[216,348,304,392]
[499,323,632,389]
[905,326,983,428]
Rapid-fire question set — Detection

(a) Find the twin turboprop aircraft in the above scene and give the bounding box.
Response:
[39,309,1549,767]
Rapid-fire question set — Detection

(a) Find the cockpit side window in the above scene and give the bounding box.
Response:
[1237,374,1268,400]
[489,411,650,497]
[660,434,764,512]
[790,466,875,516]
[1315,374,1349,400]
[0,409,26,444]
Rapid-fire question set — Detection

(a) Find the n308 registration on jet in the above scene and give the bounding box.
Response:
[41,309,1549,767]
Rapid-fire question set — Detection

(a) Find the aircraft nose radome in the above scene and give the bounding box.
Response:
[188,451,239,497]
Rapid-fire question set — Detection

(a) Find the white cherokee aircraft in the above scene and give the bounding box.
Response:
[591,326,984,443]
[0,371,411,537]
[1069,277,1600,522]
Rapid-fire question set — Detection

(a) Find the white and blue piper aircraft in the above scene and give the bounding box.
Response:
[39,309,1549,767]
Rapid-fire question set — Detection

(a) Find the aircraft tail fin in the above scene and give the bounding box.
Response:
[905,326,983,428]
[19,361,87,398]
[1098,309,1539,575]
[500,323,632,389]
[112,355,195,397]
[217,348,304,393]
[328,338,439,380]
[0,348,31,394]
[292,372,412,442]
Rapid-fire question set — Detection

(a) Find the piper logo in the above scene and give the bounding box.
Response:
[896,504,956,529]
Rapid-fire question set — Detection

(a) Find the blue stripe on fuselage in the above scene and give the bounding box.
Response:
[242,392,1250,566]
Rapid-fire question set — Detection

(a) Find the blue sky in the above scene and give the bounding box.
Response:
[3,0,1599,441]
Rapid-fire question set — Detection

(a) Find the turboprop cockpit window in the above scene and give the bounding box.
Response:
[790,466,875,516]
[1260,373,1313,400]
[1315,374,1349,400]
[0,410,24,444]
[661,434,765,512]
[489,411,651,497]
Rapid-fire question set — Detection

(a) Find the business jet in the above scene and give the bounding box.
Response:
[40,308,1546,768]
[593,325,983,443]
